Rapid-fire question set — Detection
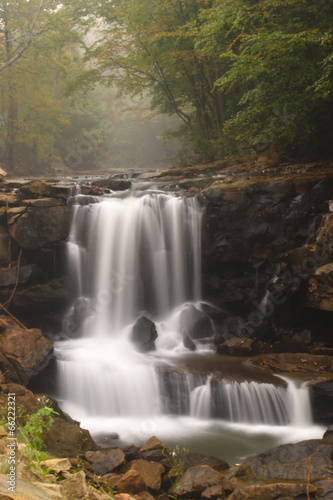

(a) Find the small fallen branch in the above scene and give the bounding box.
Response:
[4,250,22,310]
[0,302,27,330]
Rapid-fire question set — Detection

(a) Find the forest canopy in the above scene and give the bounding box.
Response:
[0,0,332,173]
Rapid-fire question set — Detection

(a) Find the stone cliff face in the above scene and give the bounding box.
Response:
[0,180,73,331]
[201,173,333,348]
[1,165,333,348]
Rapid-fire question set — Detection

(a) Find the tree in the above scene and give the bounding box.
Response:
[203,0,333,157]
[0,0,110,173]
[81,0,228,159]
[81,0,333,160]
[0,0,52,73]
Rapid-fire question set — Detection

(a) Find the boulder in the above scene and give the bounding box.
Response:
[92,178,131,191]
[49,184,77,198]
[45,419,98,458]
[102,473,122,490]
[140,448,165,463]
[31,482,63,500]
[236,439,333,482]
[0,351,21,383]
[182,452,229,473]
[140,436,167,453]
[0,382,47,416]
[0,167,6,180]
[217,337,256,356]
[89,449,126,475]
[6,277,68,322]
[180,305,213,340]
[0,320,53,385]
[182,331,196,351]
[122,445,141,461]
[22,197,64,208]
[7,205,27,220]
[9,205,70,249]
[171,465,223,496]
[323,425,333,439]
[0,474,54,499]
[0,264,36,288]
[130,317,158,352]
[115,470,146,494]
[20,180,52,197]
[130,459,165,490]
[228,482,318,500]
[310,379,333,425]
[40,458,72,475]
[201,484,225,499]
[0,193,20,206]
[60,471,88,500]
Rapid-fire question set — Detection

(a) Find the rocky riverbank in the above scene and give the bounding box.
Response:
[0,392,332,500]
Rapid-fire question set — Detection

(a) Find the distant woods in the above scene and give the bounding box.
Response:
[0,0,332,174]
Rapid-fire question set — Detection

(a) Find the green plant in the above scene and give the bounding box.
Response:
[18,406,59,478]
[163,445,189,499]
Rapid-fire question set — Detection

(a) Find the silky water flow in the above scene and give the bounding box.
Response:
[55,192,323,463]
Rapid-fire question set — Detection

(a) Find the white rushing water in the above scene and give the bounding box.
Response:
[55,192,324,463]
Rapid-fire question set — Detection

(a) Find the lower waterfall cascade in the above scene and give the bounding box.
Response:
[55,191,324,463]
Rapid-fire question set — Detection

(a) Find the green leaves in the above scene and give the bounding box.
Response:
[19,406,59,473]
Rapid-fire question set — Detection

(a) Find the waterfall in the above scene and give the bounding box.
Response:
[65,194,202,337]
[55,190,321,458]
[279,375,313,427]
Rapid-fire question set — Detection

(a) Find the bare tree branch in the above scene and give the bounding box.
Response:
[0,0,47,73]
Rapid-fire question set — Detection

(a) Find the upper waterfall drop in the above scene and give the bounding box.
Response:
[66,193,203,341]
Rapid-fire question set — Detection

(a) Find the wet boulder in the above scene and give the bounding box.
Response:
[217,337,256,356]
[182,331,196,351]
[130,316,158,352]
[92,178,131,191]
[180,305,213,341]
[310,379,333,425]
